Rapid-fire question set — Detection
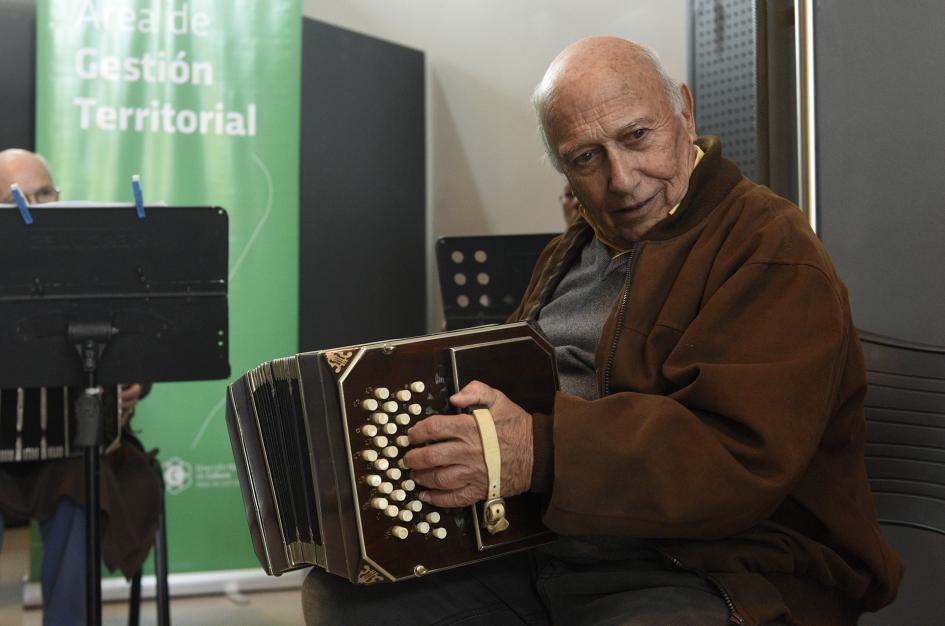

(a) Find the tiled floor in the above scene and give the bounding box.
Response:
[0,527,305,626]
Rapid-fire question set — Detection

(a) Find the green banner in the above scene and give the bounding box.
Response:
[35,0,300,575]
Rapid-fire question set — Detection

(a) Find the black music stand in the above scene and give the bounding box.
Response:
[0,206,230,626]
[435,234,557,330]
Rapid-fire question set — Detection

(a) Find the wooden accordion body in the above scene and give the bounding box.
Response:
[226,322,558,584]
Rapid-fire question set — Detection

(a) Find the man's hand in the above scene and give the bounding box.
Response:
[120,383,145,427]
[404,380,533,508]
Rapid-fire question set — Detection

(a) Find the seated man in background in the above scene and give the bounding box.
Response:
[559,182,580,225]
[0,148,162,626]
[302,36,903,626]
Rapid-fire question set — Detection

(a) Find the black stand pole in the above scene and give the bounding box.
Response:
[70,324,116,626]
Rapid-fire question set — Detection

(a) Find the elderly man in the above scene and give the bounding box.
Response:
[0,148,161,626]
[303,37,902,625]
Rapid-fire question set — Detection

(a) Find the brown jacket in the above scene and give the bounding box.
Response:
[512,137,903,625]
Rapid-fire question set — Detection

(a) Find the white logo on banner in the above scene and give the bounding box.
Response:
[163,456,194,495]
[162,456,241,495]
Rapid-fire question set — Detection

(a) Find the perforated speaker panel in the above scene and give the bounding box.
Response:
[692,0,763,182]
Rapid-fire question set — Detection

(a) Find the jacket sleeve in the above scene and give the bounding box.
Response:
[542,260,851,540]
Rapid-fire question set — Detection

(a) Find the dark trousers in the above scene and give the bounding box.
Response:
[0,498,86,626]
[301,546,767,626]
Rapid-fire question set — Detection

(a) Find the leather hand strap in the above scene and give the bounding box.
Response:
[471,407,509,534]
[472,407,502,500]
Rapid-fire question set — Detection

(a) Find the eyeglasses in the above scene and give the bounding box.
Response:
[1,185,60,205]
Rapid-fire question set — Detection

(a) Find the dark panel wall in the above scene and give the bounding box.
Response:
[0,1,36,150]
[299,19,426,351]
[814,0,945,346]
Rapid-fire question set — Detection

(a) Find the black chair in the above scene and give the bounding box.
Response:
[128,455,170,626]
[858,331,945,625]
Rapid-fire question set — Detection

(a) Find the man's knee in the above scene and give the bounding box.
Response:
[301,567,349,626]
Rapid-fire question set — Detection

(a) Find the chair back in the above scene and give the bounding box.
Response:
[859,331,945,625]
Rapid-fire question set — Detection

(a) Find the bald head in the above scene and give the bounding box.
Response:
[0,149,58,204]
[533,37,685,171]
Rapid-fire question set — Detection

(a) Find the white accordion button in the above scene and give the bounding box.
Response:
[395,413,411,426]
[361,398,379,411]
[371,497,388,510]
[398,459,408,470]
[374,458,390,471]
[360,450,378,462]
[414,521,430,534]
[374,387,390,400]
[382,401,398,413]
[426,512,441,524]
[398,509,414,522]
[372,413,389,425]
[385,505,399,518]
[391,526,409,540]
[383,446,399,458]
[401,479,416,491]
[391,489,407,502]
[361,424,378,437]
[386,468,402,480]
[373,436,389,448]
[383,423,397,435]
[365,474,382,487]
[409,381,425,393]
[408,403,422,416]
[395,435,410,447]
[406,500,423,512]
[378,482,394,494]
[395,389,411,402]
[432,527,447,539]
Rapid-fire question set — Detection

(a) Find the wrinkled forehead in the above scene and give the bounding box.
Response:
[542,67,668,140]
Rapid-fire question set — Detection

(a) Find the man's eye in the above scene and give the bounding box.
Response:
[573,150,596,165]
[630,128,648,141]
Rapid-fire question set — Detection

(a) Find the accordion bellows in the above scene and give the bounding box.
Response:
[226,322,559,584]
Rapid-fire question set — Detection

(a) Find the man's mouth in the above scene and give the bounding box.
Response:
[613,195,656,215]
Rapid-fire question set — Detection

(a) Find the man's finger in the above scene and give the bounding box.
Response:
[420,484,484,509]
[403,440,468,471]
[410,464,470,490]
[449,379,498,410]
[408,413,474,446]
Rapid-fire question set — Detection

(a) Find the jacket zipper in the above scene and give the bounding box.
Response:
[601,245,640,397]
[660,550,745,625]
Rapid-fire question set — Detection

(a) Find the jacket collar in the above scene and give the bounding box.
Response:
[644,136,742,242]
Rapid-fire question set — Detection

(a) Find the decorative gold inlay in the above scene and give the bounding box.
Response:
[325,350,354,374]
[356,564,386,585]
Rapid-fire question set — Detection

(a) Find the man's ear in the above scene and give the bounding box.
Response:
[679,83,697,141]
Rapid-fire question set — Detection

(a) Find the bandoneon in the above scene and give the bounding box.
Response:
[0,385,122,463]
[226,322,558,584]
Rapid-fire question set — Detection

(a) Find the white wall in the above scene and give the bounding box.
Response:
[301,1,690,326]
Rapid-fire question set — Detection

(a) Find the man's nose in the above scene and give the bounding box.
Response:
[607,149,640,196]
